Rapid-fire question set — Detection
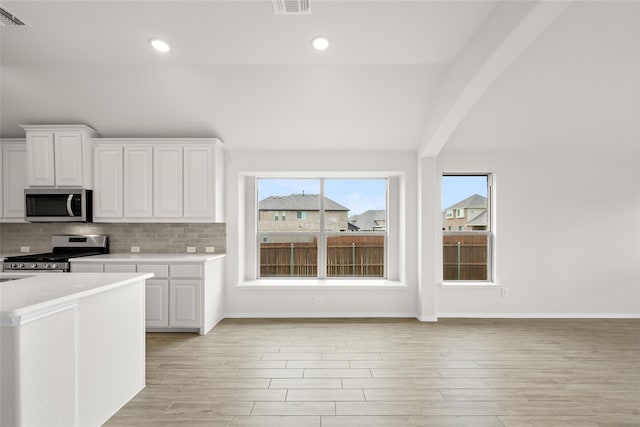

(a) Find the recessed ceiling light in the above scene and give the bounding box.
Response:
[312,36,329,51]
[150,39,170,53]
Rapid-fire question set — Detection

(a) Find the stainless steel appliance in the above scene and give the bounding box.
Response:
[3,235,108,272]
[25,188,93,222]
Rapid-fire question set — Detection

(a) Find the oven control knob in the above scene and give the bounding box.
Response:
[30,264,37,269]
[44,263,50,268]
[19,264,25,269]
[11,263,18,269]
[51,264,58,269]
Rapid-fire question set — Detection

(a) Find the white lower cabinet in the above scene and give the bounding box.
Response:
[70,258,222,334]
[169,279,201,327]
[145,280,169,328]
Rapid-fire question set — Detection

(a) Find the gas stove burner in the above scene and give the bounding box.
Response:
[3,235,108,272]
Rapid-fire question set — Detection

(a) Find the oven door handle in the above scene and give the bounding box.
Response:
[67,194,75,217]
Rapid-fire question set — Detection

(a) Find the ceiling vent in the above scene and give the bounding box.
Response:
[0,6,26,26]
[272,0,310,15]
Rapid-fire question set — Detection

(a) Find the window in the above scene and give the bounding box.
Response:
[257,178,387,279]
[442,174,492,281]
[446,210,454,219]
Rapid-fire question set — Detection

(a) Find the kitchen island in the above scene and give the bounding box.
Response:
[0,272,152,427]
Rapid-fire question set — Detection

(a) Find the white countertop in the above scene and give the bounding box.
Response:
[70,253,226,263]
[0,272,153,326]
[0,253,26,260]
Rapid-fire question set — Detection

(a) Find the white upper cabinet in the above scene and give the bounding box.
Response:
[94,145,123,218]
[54,132,84,186]
[22,125,99,188]
[153,146,183,218]
[25,131,55,186]
[0,140,28,221]
[93,138,224,223]
[183,145,214,218]
[124,146,153,217]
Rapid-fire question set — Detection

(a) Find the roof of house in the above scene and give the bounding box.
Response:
[259,194,349,211]
[445,194,487,210]
[467,210,488,226]
[349,209,386,231]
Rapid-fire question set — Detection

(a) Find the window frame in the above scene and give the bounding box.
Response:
[256,177,389,281]
[442,173,494,283]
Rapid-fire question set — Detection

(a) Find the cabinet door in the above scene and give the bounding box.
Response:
[153,146,182,217]
[54,131,84,187]
[183,145,213,218]
[145,279,169,328]
[2,145,27,218]
[26,131,55,186]
[124,146,153,217]
[94,146,123,218]
[169,279,201,327]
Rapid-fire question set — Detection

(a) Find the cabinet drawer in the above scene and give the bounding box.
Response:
[170,264,201,278]
[71,263,104,273]
[104,263,136,273]
[137,264,169,278]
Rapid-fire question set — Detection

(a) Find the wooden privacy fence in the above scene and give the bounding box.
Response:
[443,234,488,280]
[260,242,318,277]
[260,235,384,278]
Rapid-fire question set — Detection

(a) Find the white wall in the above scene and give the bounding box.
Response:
[224,149,418,317]
[434,149,640,317]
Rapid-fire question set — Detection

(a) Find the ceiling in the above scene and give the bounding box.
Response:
[1,1,638,153]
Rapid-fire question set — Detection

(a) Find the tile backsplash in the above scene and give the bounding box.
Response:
[0,223,225,254]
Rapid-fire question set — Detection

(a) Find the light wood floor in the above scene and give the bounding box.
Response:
[105,318,640,427]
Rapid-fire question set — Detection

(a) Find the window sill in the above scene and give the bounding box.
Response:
[236,279,408,290]
[439,282,501,288]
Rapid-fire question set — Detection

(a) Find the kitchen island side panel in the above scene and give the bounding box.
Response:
[78,279,145,427]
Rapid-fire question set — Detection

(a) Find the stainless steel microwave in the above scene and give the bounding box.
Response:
[25,189,93,222]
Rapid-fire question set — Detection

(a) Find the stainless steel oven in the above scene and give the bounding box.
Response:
[3,235,108,272]
[25,189,92,222]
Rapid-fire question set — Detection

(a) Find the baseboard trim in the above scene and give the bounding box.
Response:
[222,312,640,320]
[224,312,418,319]
[437,312,640,319]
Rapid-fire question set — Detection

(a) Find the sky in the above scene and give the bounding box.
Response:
[442,175,488,209]
[258,176,487,215]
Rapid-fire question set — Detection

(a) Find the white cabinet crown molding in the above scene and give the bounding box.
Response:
[20,124,99,134]
[92,138,223,145]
